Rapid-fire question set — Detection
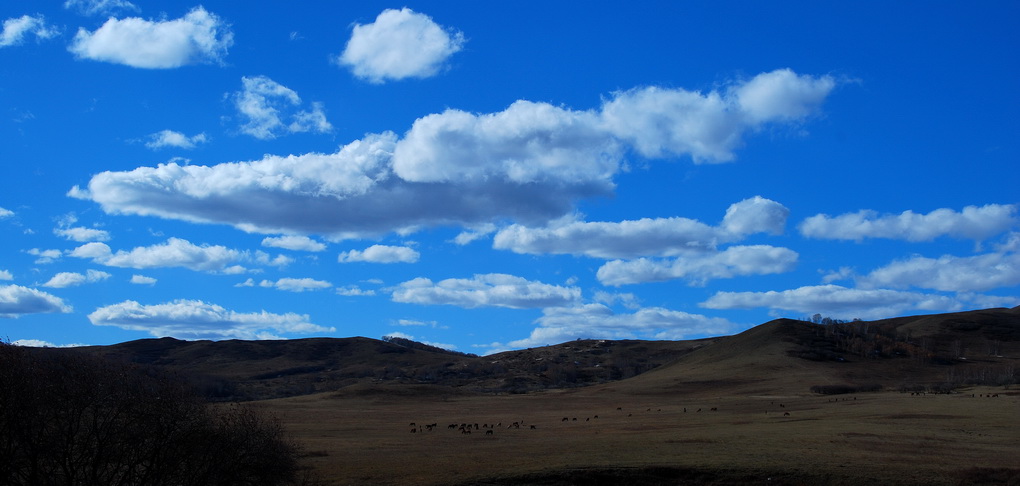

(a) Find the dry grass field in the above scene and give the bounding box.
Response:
[261,384,1019,485]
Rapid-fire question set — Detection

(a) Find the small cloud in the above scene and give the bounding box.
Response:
[27,248,62,264]
[64,0,139,16]
[0,269,13,280]
[392,273,580,309]
[337,7,465,83]
[0,207,14,218]
[129,274,156,285]
[336,285,375,296]
[68,6,233,68]
[338,244,419,264]
[42,269,111,288]
[12,339,84,348]
[261,277,332,292]
[262,235,326,252]
[55,226,111,242]
[145,130,208,150]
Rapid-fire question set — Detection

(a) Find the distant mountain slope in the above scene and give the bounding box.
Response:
[64,307,1020,400]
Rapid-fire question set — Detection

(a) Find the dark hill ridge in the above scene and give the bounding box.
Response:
[68,307,1019,400]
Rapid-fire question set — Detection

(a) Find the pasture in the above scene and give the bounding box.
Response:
[260,385,1019,485]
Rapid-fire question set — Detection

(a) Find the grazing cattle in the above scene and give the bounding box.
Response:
[410,429,416,433]
[783,412,790,416]
[562,417,569,422]
[485,430,493,436]
[530,425,537,429]
[710,407,718,411]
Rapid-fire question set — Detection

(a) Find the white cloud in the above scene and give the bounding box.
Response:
[145,130,208,150]
[232,76,332,140]
[0,270,11,280]
[700,284,965,320]
[1,14,59,48]
[799,204,1018,242]
[55,226,111,242]
[494,196,788,259]
[0,284,72,317]
[74,70,834,239]
[506,304,733,348]
[42,269,111,288]
[27,248,62,264]
[70,237,243,273]
[336,285,375,296]
[129,274,156,285]
[601,69,835,162]
[338,244,419,263]
[68,6,233,68]
[859,251,1020,293]
[262,235,327,252]
[254,251,294,268]
[391,273,581,309]
[262,277,332,292]
[64,0,139,16]
[597,245,798,286]
[0,207,13,218]
[87,299,334,340]
[452,224,496,245]
[338,7,465,83]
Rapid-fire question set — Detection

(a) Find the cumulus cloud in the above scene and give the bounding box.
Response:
[262,235,326,252]
[42,269,111,288]
[700,284,967,320]
[0,284,72,317]
[64,0,139,16]
[494,196,788,259]
[1,14,59,48]
[231,76,332,140]
[799,204,1018,242]
[391,273,580,309]
[601,69,835,162]
[597,245,798,286]
[859,251,1020,293]
[69,237,243,273]
[0,207,13,218]
[338,244,419,263]
[73,70,834,239]
[68,6,233,68]
[145,130,208,150]
[87,299,334,340]
[338,7,465,83]
[0,270,12,280]
[505,304,733,348]
[12,339,84,348]
[129,274,156,285]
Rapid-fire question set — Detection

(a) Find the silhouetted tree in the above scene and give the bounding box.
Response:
[0,343,314,486]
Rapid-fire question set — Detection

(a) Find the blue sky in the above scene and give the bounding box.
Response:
[2,1,1018,353]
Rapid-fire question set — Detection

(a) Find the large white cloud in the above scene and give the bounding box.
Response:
[87,299,334,340]
[231,76,332,140]
[505,304,734,348]
[68,6,233,68]
[597,245,798,286]
[338,7,465,83]
[338,244,419,263]
[41,269,111,288]
[0,285,72,317]
[860,251,1020,293]
[799,204,1018,242]
[73,70,834,239]
[700,284,969,320]
[70,237,243,273]
[391,273,580,309]
[1,14,59,47]
[493,196,788,259]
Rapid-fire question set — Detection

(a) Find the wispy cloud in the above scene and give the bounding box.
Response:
[231,76,332,140]
[64,0,139,17]
[145,130,208,150]
[392,273,580,309]
[1,15,59,48]
[338,244,419,263]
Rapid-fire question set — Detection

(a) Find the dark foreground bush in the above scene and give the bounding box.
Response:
[0,343,316,486]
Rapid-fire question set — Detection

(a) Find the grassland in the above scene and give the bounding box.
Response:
[261,384,1019,485]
